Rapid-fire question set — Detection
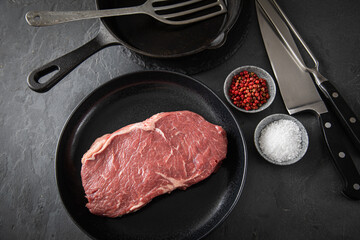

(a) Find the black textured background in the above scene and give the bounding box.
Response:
[1,0,360,239]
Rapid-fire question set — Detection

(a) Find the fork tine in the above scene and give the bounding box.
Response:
[156,1,225,20]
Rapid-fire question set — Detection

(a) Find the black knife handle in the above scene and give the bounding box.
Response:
[319,81,360,150]
[319,111,360,200]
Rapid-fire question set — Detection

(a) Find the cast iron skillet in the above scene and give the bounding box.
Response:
[28,0,243,93]
[56,71,247,240]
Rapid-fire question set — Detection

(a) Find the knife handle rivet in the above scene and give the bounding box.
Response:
[338,152,346,158]
[350,117,357,123]
[354,183,360,191]
[324,122,331,128]
[332,92,339,98]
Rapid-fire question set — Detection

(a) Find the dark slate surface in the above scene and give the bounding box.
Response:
[1,0,360,239]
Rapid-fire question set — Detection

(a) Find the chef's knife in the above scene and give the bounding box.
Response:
[256,0,360,199]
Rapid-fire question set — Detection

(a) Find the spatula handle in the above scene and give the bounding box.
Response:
[25,7,142,27]
[319,81,360,150]
[319,111,360,200]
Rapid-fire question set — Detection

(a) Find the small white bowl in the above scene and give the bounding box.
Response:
[223,65,276,113]
[254,114,309,165]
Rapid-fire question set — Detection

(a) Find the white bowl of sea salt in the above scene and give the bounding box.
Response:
[254,114,309,165]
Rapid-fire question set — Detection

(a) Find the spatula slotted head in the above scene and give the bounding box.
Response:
[150,0,227,25]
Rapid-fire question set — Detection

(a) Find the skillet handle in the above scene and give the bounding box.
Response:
[27,31,119,93]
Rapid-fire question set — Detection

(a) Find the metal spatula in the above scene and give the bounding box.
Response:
[25,0,227,27]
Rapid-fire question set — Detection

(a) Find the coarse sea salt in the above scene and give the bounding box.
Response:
[258,119,302,163]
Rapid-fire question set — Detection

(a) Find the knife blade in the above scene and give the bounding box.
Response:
[256,0,360,200]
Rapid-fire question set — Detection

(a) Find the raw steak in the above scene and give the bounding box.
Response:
[81,111,227,217]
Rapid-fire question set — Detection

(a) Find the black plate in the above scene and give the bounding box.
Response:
[56,71,247,240]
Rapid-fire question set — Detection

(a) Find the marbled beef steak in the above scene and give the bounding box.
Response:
[81,111,228,217]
